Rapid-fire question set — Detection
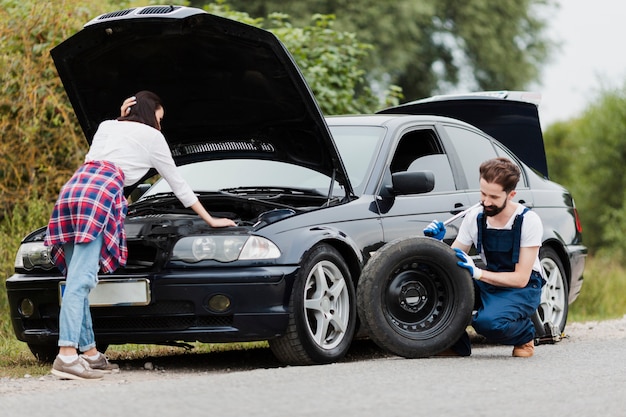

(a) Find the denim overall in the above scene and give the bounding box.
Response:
[452,208,544,355]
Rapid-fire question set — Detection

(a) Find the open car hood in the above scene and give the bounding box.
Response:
[378,91,549,178]
[51,5,352,193]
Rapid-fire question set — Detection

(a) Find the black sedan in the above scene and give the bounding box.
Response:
[6,6,586,365]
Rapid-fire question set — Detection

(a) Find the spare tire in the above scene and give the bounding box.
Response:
[357,236,474,358]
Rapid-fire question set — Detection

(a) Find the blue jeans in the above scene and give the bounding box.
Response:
[58,234,103,352]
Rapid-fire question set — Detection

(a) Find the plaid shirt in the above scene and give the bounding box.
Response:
[44,161,128,274]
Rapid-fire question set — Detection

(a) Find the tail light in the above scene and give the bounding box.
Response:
[573,207,583,233]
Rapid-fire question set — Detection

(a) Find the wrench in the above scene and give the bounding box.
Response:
[442,202,481,226]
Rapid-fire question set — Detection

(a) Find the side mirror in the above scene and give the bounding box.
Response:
[390,170,435,195]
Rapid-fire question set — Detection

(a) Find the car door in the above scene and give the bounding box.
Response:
[440,123,535,209]
[376,126,473,245]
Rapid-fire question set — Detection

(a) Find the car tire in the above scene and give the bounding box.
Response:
[356,236,474,358]
[269,243,356,365]
[534,246,569,336]
[28,344,58,363]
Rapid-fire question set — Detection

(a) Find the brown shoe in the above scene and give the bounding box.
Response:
[512,340,535,357]
[51,356,104,380]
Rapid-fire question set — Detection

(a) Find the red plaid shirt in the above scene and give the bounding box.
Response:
[44,161,128,274]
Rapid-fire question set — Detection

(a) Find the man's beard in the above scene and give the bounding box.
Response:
[482,199,507,217]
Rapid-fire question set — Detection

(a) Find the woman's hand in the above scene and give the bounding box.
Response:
[190,201,236,227]
[207,217,237,228]
[120,96,137,117]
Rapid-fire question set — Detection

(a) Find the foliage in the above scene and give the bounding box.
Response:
[569,255,626,322]
[0,0,119,219]
[0,198,53,337]
[0,0,393,223]
[204,1,396,114]
[218,0,556,101]
[544,84,626,259]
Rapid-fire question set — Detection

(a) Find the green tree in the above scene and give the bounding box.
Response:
[203,3,396,114]
[218,0,556,101]
[544,85,626,259]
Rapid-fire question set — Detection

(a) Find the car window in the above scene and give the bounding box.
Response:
[443,125,498,190]
[493,142,528,187]
[329,125,385,195]
[389,128,455,192]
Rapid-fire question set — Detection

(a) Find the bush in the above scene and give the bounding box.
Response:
[0,198,53,337]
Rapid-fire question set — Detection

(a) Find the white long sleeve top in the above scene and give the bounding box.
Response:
[85,120,198,207]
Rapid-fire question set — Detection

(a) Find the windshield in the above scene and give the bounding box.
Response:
[141,125,384,198]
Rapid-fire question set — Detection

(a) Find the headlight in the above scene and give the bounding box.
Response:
[15,242,55,270]
[172,235,280,263]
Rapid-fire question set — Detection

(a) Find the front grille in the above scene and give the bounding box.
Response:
[125,240,158,268]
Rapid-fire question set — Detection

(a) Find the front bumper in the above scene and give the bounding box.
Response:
[6,265,298,347]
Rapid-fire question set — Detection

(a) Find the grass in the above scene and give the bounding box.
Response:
[568,255,626,321]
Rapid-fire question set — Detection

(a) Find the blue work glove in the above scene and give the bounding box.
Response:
[454,248,483,280]
[423,220,446,240]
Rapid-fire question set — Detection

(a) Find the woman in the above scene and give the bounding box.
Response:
[46,91,235,380]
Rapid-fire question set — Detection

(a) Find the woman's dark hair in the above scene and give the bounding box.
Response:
[117,90,163,130]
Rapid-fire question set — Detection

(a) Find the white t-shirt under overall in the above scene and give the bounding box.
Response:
[456,204,543,274]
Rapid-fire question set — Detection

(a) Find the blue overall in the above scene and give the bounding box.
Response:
[451,208,544,356]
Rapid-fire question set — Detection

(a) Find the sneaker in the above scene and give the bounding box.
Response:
[52,356,104,380]
[512,340,535,357]
[81,353,120,373]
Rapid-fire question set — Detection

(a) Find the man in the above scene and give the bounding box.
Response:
[424,157,545,357]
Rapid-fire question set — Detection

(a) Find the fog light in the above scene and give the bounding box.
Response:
[208,294,231,312]
[19,298,35,318]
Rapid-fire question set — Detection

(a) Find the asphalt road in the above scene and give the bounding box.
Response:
[2,321,626,417]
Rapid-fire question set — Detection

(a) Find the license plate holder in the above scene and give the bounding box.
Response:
[59,279,151,307]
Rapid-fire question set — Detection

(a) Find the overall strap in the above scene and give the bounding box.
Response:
[510,207,530,263]
[476,212,485,254]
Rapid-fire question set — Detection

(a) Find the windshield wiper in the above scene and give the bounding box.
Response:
[218,189,299,211]
[219,186,324,197]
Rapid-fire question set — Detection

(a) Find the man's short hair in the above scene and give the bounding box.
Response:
[479,157,520,193]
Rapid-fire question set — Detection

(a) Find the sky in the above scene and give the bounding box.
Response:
[534,0,626,126]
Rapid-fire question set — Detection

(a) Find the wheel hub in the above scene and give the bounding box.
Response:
[399,281,428,313]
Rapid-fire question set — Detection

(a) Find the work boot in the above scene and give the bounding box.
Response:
[52,356,104,380]
[81,352,120,373]
[512,340,535,357]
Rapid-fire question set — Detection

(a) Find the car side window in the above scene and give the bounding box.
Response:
[493,142,528,187]
[444,125,498,190]
[389,129,456,192]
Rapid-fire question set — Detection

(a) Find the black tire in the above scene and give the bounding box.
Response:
[28,344,57,363]
[534,246,569,335]
[357,237,474,358]
[269,244,356,365]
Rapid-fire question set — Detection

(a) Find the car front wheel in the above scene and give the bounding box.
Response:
[269,243,356,365]
[535,246,569,336]
[357,237,474,358]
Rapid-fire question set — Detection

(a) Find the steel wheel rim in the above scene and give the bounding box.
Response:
[383,260,451,339]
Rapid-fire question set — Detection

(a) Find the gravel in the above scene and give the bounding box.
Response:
[1,315,625,394]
